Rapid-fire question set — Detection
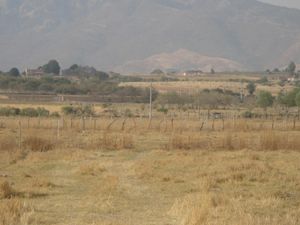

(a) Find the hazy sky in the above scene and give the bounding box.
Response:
[260,0,300,9]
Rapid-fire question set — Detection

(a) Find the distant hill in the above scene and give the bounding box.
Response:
[1,0,300,72]
[115,49,244,74]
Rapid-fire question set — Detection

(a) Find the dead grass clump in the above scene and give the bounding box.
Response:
[169,192,228,225]
[170,193,300,225]
[259,132,281,151]
[0,181,15,199]
[0,199,35,225]
[32,179,57,188]
[0,135,17,151]
[23,136,54,152]
[222,132,234,150]
[234,120,248,131]
[168,134,209,150]
[78,163,106,176]
[102,133,134,150]
[8,150,28,164]
[285,135,300,150]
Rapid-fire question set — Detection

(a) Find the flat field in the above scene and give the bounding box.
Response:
[120,80,293,95]
[1,111,300,225]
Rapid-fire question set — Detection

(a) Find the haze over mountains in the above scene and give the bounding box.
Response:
[1,0,300,73]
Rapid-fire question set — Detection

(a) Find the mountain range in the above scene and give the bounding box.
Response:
[1,0,300,73]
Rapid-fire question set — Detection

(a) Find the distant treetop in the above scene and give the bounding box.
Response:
[42,60,61,75]
[8,67,20,77]
[151,69,165,75]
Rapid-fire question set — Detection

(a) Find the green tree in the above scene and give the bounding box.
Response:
[151,69,164,75]
[8,67,20,77]
[256,91,273,110]
[246,82,256,95]
[296,92,300,118]
[287,61,296,75]
[277,89,300,108]
[69,64,79,70]
[43,60,60,75]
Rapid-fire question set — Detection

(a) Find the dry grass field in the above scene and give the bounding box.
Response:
[120,81,292,95]
[0,112,300,225]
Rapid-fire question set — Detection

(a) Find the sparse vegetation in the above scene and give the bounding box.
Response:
[1,71,300,225]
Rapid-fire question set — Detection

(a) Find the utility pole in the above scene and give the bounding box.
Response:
[149,81,153,120]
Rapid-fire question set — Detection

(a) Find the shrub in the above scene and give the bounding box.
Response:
[50,112,60,118]
[157,106,168,114]
[0,107,20,116]
[62,105,95,117]
[20,108,38,117]
[242,111,255,118]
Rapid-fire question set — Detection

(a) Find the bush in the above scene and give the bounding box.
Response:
[50,112,60,118]
[242,111,256,118]
[0,107,20,116]
[157,106,168,114]
[62,105,95,117]
[20,107,49,117]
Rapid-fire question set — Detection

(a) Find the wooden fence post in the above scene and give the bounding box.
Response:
[57,119,60,139]
[18,120,22,150]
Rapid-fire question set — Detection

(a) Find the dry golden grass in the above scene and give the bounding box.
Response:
[0,199,35,225]
[166,130,300,151]
[0,113,299,224]
[78,163,106,176]
[0,181,15,199]
[120,80,292,95]
[0,135,17,152]
[23,136,55,152]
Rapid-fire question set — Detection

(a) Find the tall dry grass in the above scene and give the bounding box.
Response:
[166,130,300,151]
[0,199,35,225]
[169,192,300,225]
[0,181,15,199]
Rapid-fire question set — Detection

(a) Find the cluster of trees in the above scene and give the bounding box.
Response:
[0,107,58,117]
[0,60,61,77]
[0,73,155,103]
[256,88,300,111]
[0,75,87,94]
[42,60,61,75]
[267,61,298,76]
[63,64,109,80]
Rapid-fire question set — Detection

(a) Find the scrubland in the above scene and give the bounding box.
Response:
[0,113,300,225]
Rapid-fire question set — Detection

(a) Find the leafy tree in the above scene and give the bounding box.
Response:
[95,71,109,80]
[287,61,296,75]
[296,92,300,118]
[70,64,79,70]
[246,82,256,95]
[277,88,300,108]
[257,76,268,84]
[256,91,273,109]
[43,60,60,75]
[295,92,300,108]
[151,69,164,75]
[8,68,20,77]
